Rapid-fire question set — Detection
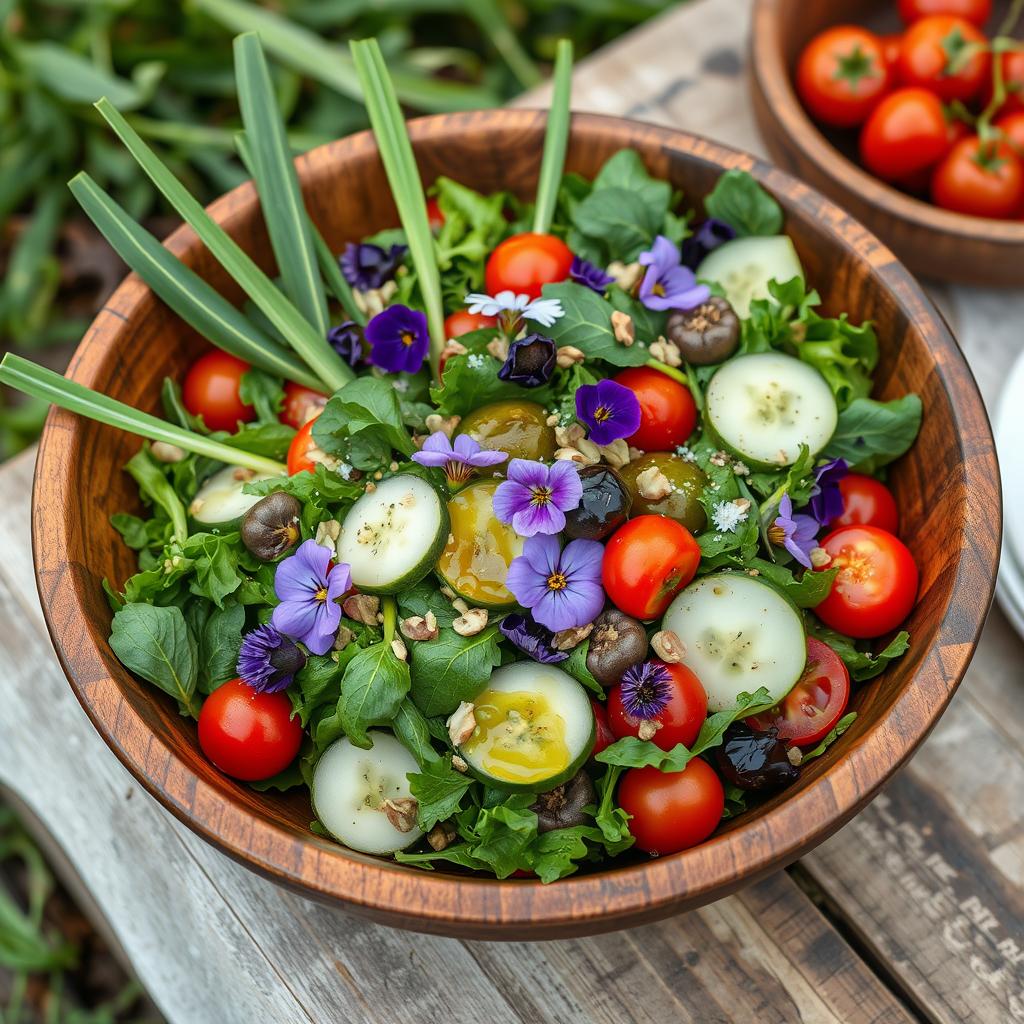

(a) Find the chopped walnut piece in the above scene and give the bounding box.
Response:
[554,423,585,449]
[545,413,560,427]
[424,413,461,438]
[151,441,186,463]
[552,622,594,651]
[447,702,477,746]
[599,438,631,469]
[400,615,440,642]
[390,638,408,662]
[732,497,752,514]
[606,260,642,291]
[809,546,832,568]
[381,797,419,833]
[555,445,600,466]
[332,625,355,651]
[451,597,469,615]
[314,519,341,556]
[610,309,636,346]
[486,336,510,362]
[650,629,686,663]
[452,608,489,637]
[441,339,468,359]
[556,345,585,368]
[637,719,662,741]
[343,594,380,625]
[427,821,458,851]
[451,754,469,773]
[636,465,672,500]
[787,747,804,767]
[648,337,682,367]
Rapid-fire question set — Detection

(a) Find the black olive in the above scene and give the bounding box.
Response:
[563,465,632,541]
[530,771,595,832]
[666,296,740,365]
[586,608,647,687]
[241,492,302,561]
[713,723,799,791]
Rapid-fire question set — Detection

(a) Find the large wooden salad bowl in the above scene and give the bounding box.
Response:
[32,110,1000,939]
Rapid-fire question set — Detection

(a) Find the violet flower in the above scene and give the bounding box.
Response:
[570,255,614,294]
[498,612,568,664]
[680,218,736,270]
[809,458,848,526]
[497,334,556,388]
[271,540,351,656]
[340,241,406,291]
[492,459,583,536]
[364,304,429,374]
[620,661,673,720]
[769,494,819,569]
[237,624,306,694]
[412,431,508,486]
[327,320,364,367]
[575,379,642,447]
[637,235,710,311]
[505,534,605,632]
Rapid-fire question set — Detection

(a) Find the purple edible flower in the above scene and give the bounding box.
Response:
[326,320,364,367]
[237,624,306,694]
[271,540,351,656]
[638,235,711,311]
[679,218,736,270]
[505,534,605,632]
[575,378,642,447]
[769,494,819,569]
[620,661,673,720]
[498,612,568,664]
[569,255,614,294]
[809,458,848,526]
[364,304,429,374]
[497,334,556,388]
[492,459,583,537]
[412,430,508,486]
[340,241,406,291]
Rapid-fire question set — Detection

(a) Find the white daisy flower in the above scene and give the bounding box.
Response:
[711,500,748,533]
[464,291,564,328]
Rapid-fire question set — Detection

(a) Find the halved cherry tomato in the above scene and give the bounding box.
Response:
[932,136,1024,218]
[618,758,724,855]
[198,679,303,781]
[607,661,707,750]
[444,310,497,339]
[426,196,445,231]
[897,16,990,103]
[613,366,697,452]
[747,638,850,748]
[815,525,919,639]
[602,516,700,621]
[898,0,991,26]
[280,381,329,430]
[287,417,320,476]
[182,351,255,433]
[484,232,573,299]
[831,473,899,532]
[797,26,892,127]
[590,698,615,758]
[860,87,950,180]
[997,111,1024,157]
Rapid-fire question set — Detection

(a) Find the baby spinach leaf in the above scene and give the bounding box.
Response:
[801,712,858,763]
[593,149,673,217]
[249,760,306,793]
[750,559,838,609]
[394,843,488,871]
[289,654,346,727]
[217,421,295,459]
[703,169,783,237]
[572,187,660,263]
[393,699,440,769]
[197,601,245,694]
[397,580,457,628]
[313,375,413,460]
[806,622,911,682]
[125,447,188,545]
[409,624,503,717]
[823,395,922,474]
[182,531,243,608]
[563,640,603,695]
[110,513,150,551]
[428,351,524,417]
[463,797,538,879]
[540,282,649,368]
[526,825,602,883]
[408,755,474,831]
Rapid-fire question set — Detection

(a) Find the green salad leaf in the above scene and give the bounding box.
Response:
[801,712,858,762]
[197,601,245,694]
[393,699,440,769]
[540,281,649,367]
[703,169,783,237]
[409,623,504,718]
[408,756,474,831]
[807,623,911,682]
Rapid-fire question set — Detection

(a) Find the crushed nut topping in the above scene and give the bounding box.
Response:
[427,821,458,851]
[452,607,489,637]
[342,593,381,625]
[441,339,468,360]
[552,622,595,651]
[599,438,631,469]
[636,465,672,501]
[555,445,600,466]
[314,519,341,556]
[787,747,804,766]
[809,546,832,568]
[606,260,642,291]
[381,796,419,833]
[638,719,663,741]
[648,337,682,367]
[424,413,461,438]
[451,754,469,773]
[486,336,510,362]
[556,345,585,368]
[610,309,636,346]
[451,597,469,615]
[400,614,440,642]
[390,638,408,662]
[447,702,477,747]
[651,629,686,663]
[554,423,585,449]
[151,441,186,463]
[332,625,355,651]
[353,279,398,318]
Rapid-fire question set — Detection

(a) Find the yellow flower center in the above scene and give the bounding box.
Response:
[530,486,552,507]
[653,282,666,297]
[314,586,329,602]
[547,572,568,591]
[400,330,415,347]
[594,405,611,423]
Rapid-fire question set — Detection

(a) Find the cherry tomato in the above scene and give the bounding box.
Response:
[797,26,892,127]
[815,525,919,639]
[880,33,904,77]
[997,110,1024,157]
[484,232,573,299]
[898,0,991,27]
[986,50,1024,115]
[280,381,328,430]
[932,136,1024,218]
[590,698,615,758]
[831,473,900,532]
[197,679,303,781]
[182,351,255,433]
[287,417,320,476]
[613,366,697,452]
[860,87,950,180]
[444,310,497,339]
[602,516,700,621]
[607,661,707,750]
[897,16,990,103]
[426,196,445,231]
[747,638,850,748]
[618,758,724,855]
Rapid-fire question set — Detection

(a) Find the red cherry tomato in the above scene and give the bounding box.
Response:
[997,110,1024,157]
[287,417,320,476]
[932,136,1024,218]
[590,698,615,758]
[986,50,1024,115]
[897,16,990,103]
[484,232,573,300]
[607,661,707,750]
[602,516,700,621]
[182,351,255,433]
[860,87,950,180]
[898,0,991,27]
[426,196,445,231]
[815,525,919,639]
[618,758,724,855]
[747,638,851,748]
[797,26,892,127]
[198,679,303,781]
[831,473,899,532]
[280,381,328,430]
[444,310,497,339]
[613,366,697,452]
[880,33,904,77]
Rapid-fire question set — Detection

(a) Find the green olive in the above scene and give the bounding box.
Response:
[456,399,556,470]
[620,452,708,533]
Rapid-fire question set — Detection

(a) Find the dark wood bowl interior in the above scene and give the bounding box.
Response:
[750,0,1024,286]
[31,110,1001,938]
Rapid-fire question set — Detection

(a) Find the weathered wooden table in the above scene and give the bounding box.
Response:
[2,0,1021,1020]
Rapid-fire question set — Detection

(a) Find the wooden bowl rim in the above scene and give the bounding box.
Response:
[31,109,1000,936]
[750,0,1024,243]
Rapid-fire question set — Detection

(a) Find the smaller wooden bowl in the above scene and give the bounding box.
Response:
[750,0,1024,287]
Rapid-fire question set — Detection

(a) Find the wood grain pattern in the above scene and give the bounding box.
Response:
[30,110,1000,936]
[750,0,1024,287]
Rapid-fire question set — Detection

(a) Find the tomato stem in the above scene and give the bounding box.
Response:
[998,0,1024,38]
[646,358,689,386]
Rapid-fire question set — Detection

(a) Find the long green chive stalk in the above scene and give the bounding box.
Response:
[531,40,574,236]
[647,357,689,386]
[351,38,447,377]
[0,355,287,477]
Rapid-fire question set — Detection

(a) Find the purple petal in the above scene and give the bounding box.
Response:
[505,556,553,609]
[513,501,565,537]
[411,449,453,468]
[546,460,583,512]
[506,458,551,489]
[563,578,606,625]
[466,448,509,468]
[559,538,604,584]
[492,479,532,524]
[326,562,351,600]
[522,533,562,577]
[422,432,455,456]
[272,598,319,641]
[639,235,678,272]
[451,433,480,459]
[303,601,341,656]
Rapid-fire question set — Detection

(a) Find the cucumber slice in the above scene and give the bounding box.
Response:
[696,235,804,318]
[706,352,837,468]
[662,573,806,712]
[455,662,594,793]
[312,731,423,855]
[337,475,450,594]
[187,465,276,531]
[437,480,524,610]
